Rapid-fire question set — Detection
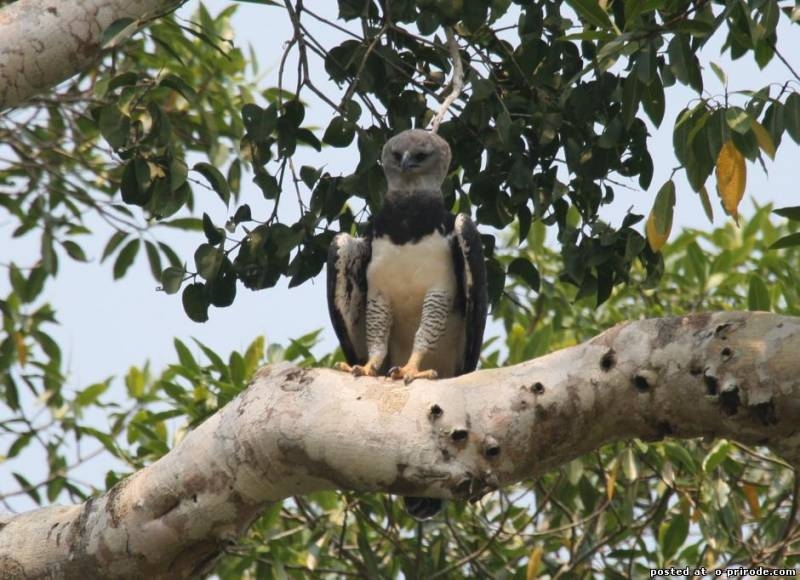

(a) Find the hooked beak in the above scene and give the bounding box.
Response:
[400,151,414,172]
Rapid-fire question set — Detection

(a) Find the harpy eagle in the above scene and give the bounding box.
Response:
[326,128,488,519]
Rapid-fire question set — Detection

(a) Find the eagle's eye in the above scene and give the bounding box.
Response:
[413,152,429,162]
[392,151,402,162]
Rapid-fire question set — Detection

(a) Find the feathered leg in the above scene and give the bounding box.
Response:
[390,290,451,384]
[337,292,391,377]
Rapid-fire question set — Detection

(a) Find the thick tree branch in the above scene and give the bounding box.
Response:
[2,311,799,578]
[0,0,182,110]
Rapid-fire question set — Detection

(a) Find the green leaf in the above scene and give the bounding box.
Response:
[710,61,727,86]
[471,78,495,101]
[645,180,676,252]
[207,260,237,307]
[296,128,322,151]
[641,75,665,127]
[61,241,87,262]
[768,232,800,250]
[75,381,110,407]
[41,228,57,274]
[173,338,198,371]
[242,103,277,140]
[667,35,702,92]
[120,159,152,207]
[8,264,27,299]
[25,267,47,302]
[194,244,224,280]
[162,217,203,231]
[12,472,40,505]
[182,283,209,323]
[299,166,321,189]
[747,274,770,311]
[101,17,138,48]
[113,239,140,280]
[322,116,356,147]
[161,266,185,295]
[159,74,198,102]
[697,185,714,223]
[193,162,231,206]
[98,105,129,150]
[7,431,33,458]
[254,171,280,199]
[507,258,540,291]
[231,204,253,225]
[283,100,305,127]
[785,92,800,144]
[773,206,800,221]
[621,74,642,129]
[659,514,689,561]
[667,35,691,85]
[702,440,732,472]
[202,213,225,245]
[725,107,751,134]
[106,71,139,93]
[144,241,162,281]
[566,0,614,30]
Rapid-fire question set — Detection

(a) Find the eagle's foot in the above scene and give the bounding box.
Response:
[335,361,380,377]
[388,365,438,385]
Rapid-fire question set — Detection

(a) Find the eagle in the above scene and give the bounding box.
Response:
[326,128,488,519]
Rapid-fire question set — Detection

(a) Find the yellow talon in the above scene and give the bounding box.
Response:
[335,361,380,377]
[388,353,438,384]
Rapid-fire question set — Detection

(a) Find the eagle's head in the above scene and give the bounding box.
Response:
[381,129,451,192]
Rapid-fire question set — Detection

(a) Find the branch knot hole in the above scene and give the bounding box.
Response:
[719,380,740,416]
[704,373,719,396]
[632,370,657,393]
[450,428,469,443]
[600,349,616,371]
[530,382,545,395]
[483,436,500,459]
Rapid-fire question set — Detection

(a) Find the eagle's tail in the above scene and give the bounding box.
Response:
[403,497,443,520]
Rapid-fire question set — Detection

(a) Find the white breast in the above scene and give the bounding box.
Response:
[368,233,456,314]
[368,233,463,374]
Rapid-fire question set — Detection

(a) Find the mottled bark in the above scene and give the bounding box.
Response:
[2,311,799,578]
[0,0,181,109]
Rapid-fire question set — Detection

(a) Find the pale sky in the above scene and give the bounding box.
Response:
[0,1,798,510]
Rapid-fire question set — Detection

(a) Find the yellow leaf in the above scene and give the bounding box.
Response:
[13,332,27,366]
[645,180,676,252]
[526,545,544,580]
[715,140,746,224]
[750,119,776,160]
[741,483,761,518]
[606,458,619,501]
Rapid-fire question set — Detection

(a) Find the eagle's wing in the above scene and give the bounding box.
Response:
[327,233,370,365]
[452,214,488,373]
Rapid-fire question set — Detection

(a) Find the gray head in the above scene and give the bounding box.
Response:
[381,129,451,192]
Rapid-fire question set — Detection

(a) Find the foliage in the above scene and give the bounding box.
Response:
[5,205,800,575]
[2,0,800,576]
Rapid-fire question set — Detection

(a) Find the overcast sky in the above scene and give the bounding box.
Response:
[0,1,798,510]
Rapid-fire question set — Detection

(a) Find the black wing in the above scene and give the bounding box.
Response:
[327,233,370,365]
[451,214,488,374]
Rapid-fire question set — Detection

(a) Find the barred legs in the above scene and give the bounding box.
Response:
[390,290,451,384]
[336,293,391,377]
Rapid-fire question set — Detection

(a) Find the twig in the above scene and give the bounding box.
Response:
[339,22,388,111]
[773,46,800,84]
[429,29,464,134]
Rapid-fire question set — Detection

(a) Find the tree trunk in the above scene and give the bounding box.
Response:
[0,0,181,110]
[1,311,798,578]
